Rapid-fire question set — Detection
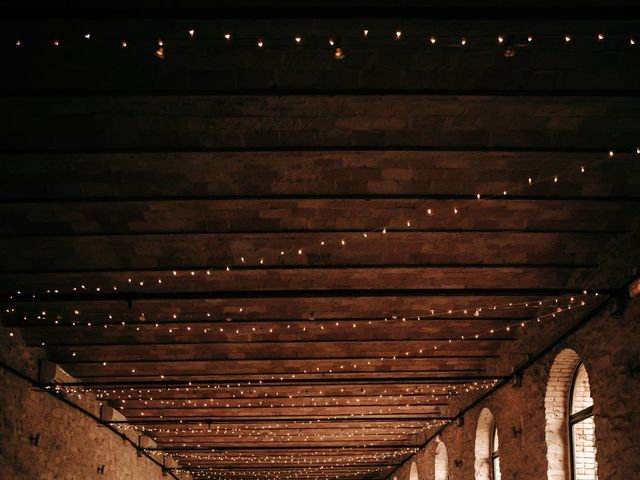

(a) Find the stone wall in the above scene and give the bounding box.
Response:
[389,297,640,480]
[0,326,186,480]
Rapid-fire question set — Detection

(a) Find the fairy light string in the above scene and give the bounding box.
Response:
[10,28,640,61]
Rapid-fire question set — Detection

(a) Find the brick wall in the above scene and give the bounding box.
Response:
[389,297,640,480]
[0,326,188,480]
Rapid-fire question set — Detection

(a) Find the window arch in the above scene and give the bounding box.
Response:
[409,461,419,480]
[434,440,449,480]
[569,364,597,479]
[545,349,598,480]
[474,408,501,480]
[491,422,501,480]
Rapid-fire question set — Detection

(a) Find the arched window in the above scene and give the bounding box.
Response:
[409,461,419,480]
[409,462,420,480]
[434,441,449,480]
[491,423,501,480]
[545,349,598,480]
[474,408,501,480]
[569,363,597,480]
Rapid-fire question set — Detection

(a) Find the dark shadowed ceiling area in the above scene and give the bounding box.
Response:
[1,3,639,479]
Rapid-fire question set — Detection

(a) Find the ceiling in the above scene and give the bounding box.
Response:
[1,6,639,480]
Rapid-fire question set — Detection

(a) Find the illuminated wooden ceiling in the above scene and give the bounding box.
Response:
[1,4,639,480]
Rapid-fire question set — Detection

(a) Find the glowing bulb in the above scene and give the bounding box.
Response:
[53,40,60,46]
[121,40,127,48]
[395,31,402,39]
[188,29,195,38]
[329,38,335,46]
[257,39,263,48]
[453,207,458,214]
[609,150,614,157]
[84,33,91,40]
[497,35,504,44]
[15,39,21,46]
[460,37,467,46]
[564,35,571,43]
[429,36,436,44]
[527,35,533,42]
[631,37,636,46]
[224,33,231,40]
[363,29,369,38]
[295,36,302,44]
[157,39,163,46]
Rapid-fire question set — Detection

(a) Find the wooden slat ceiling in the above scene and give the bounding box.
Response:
[1,10,639,480]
